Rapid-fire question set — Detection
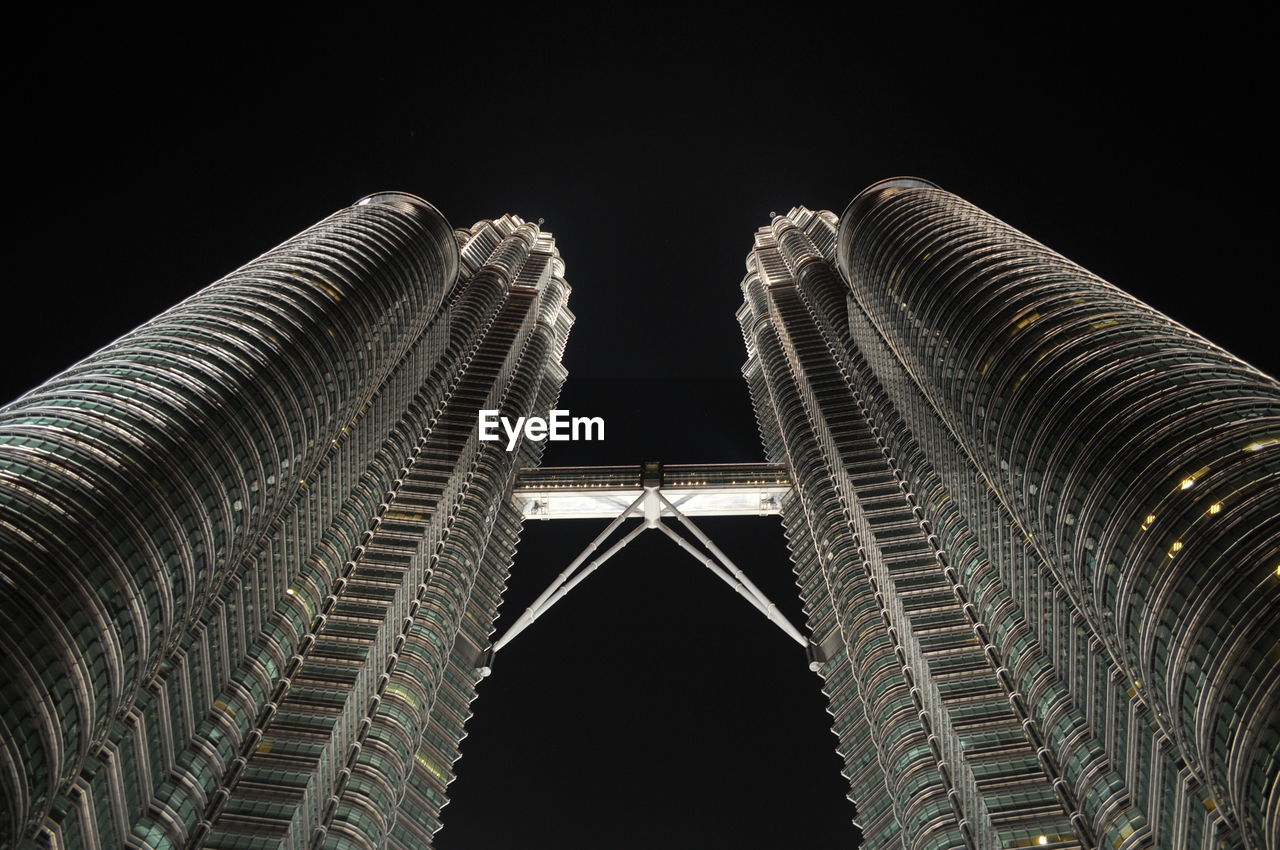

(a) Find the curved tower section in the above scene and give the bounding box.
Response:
[829,179,1278,847]
[0,192,457,847]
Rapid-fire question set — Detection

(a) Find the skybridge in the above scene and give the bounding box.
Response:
[485,461,824,672]
[512,461,791,520]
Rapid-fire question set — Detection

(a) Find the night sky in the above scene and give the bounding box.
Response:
[8,16,1274,850]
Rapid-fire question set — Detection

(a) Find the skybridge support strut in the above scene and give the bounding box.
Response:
[490,491,647,655]
[653,521,806,647]
[656,491,807,647]
[485,464,814,672]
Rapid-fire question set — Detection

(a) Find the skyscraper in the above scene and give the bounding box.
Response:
[0,195,573,849]
[2,178,1276,850]
[737,181,1278,848]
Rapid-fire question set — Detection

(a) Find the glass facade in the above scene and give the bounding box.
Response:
[0,197,573,849]
[738,184,1278,849]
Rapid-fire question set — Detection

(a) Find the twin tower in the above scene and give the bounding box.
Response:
[0,181,1275,849]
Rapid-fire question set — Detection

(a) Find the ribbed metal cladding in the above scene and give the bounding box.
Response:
[741,209,1087,849]
[327,236,572,850]
[0,194,457,846]
[838,180,1279,848]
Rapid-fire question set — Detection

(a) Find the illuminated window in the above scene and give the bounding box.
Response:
[1178,465,1211,491]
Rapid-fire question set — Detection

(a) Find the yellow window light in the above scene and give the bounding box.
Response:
[1245,438,1278,452]
[1169,542,1183,555]
[1207,502,1223,515]
[1178,465,1211,491]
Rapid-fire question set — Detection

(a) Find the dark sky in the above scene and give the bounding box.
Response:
[7,15,1274,850]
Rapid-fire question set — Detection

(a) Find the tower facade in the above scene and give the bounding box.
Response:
[0,195,573,849]
[738,182,1278,848]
